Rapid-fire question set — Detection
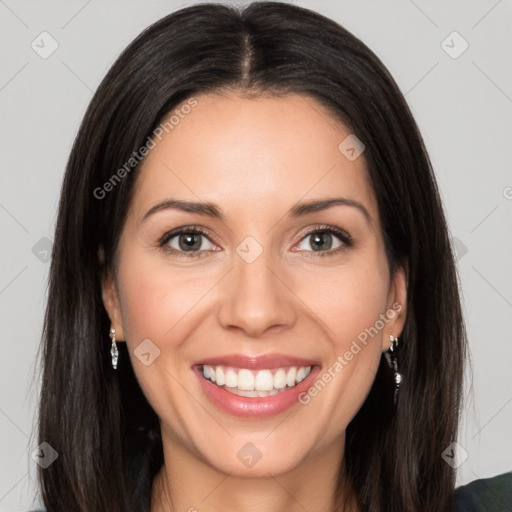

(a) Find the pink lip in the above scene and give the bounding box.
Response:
[193,363,321,418]
[193,353,319,370]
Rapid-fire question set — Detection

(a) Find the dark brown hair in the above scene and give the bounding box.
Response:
[37,2,467,511]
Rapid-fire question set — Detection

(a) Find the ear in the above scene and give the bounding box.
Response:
[381,260,408,351]
[100,250,125,342]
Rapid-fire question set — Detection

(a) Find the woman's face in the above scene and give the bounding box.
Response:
[103,92,406,477]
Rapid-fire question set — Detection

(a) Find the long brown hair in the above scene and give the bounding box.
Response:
[37,2,467,510]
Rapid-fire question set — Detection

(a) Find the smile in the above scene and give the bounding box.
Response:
[201,364,312,397]
[194,357,321,418]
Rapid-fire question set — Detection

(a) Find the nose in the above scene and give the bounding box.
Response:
[217,248,297,338]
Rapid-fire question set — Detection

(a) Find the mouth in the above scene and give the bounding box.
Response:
[199,364,312,397]
[192,354,321,418]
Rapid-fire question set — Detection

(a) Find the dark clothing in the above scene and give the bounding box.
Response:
[452,472,512,511]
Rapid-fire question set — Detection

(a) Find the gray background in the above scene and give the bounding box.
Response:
[1,0,511,510]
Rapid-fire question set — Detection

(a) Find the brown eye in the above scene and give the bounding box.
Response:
[175,232,204,251]
[294,226,352,257]
[160,227,217,257]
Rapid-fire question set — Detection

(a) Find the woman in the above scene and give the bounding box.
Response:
[35,2,511,511]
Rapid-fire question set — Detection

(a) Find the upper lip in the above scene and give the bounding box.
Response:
[193,353,320,370]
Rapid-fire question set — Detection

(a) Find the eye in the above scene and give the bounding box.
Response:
[159,227,218,258]
[293,225,352,257]
[158,224,353,259]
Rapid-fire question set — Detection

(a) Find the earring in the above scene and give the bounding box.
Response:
[110,328,119,369]
[384,334,401,404]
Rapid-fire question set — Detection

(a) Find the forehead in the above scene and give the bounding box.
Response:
[131,91,377,223]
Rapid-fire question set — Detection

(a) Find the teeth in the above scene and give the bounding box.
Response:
[215,366,225,386]
[225,369,237,388]
[255,370,274,391]
[201,364,312,391]
[286,367,296,387]
[273,369,287,389]
[296,367,306,383]
[225,387,284,398]
[238,369,254,390]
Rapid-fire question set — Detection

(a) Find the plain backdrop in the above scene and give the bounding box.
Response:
[1,1,511,510]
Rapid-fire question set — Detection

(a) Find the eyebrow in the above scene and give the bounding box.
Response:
[142,197,371,225]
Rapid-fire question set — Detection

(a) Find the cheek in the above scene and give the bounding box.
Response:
[116,251,213,343]
[297,256,390,345]
[114,252,210,421]
[297,285,387,436]
[292,253,390,423]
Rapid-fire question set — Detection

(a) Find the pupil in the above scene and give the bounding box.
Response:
[179,233,201,251]
[311,232,332,251]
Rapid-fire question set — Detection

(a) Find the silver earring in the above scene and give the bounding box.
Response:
[110,328,118,369]
[384,334,401,404]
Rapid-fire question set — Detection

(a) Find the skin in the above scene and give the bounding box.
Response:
[102,91,407,512]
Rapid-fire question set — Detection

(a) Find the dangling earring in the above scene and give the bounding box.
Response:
[384,334,401,404]
[110,328,119,369]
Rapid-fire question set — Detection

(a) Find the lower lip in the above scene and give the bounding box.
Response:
[193,365,321,418]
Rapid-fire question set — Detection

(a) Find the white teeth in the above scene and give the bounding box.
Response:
[238,369,254,390]
[201,364,312,391]
[215,366,225,386]
[273,369,287,389]
[225,369,237,388]
[286,367,297,387]
[203,365,217,383]
[225,387,284,398]
[255,370,274,391]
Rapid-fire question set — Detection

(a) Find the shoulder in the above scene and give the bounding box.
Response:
[451,471,512,511]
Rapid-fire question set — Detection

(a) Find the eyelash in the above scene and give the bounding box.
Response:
[158,225,353,259]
